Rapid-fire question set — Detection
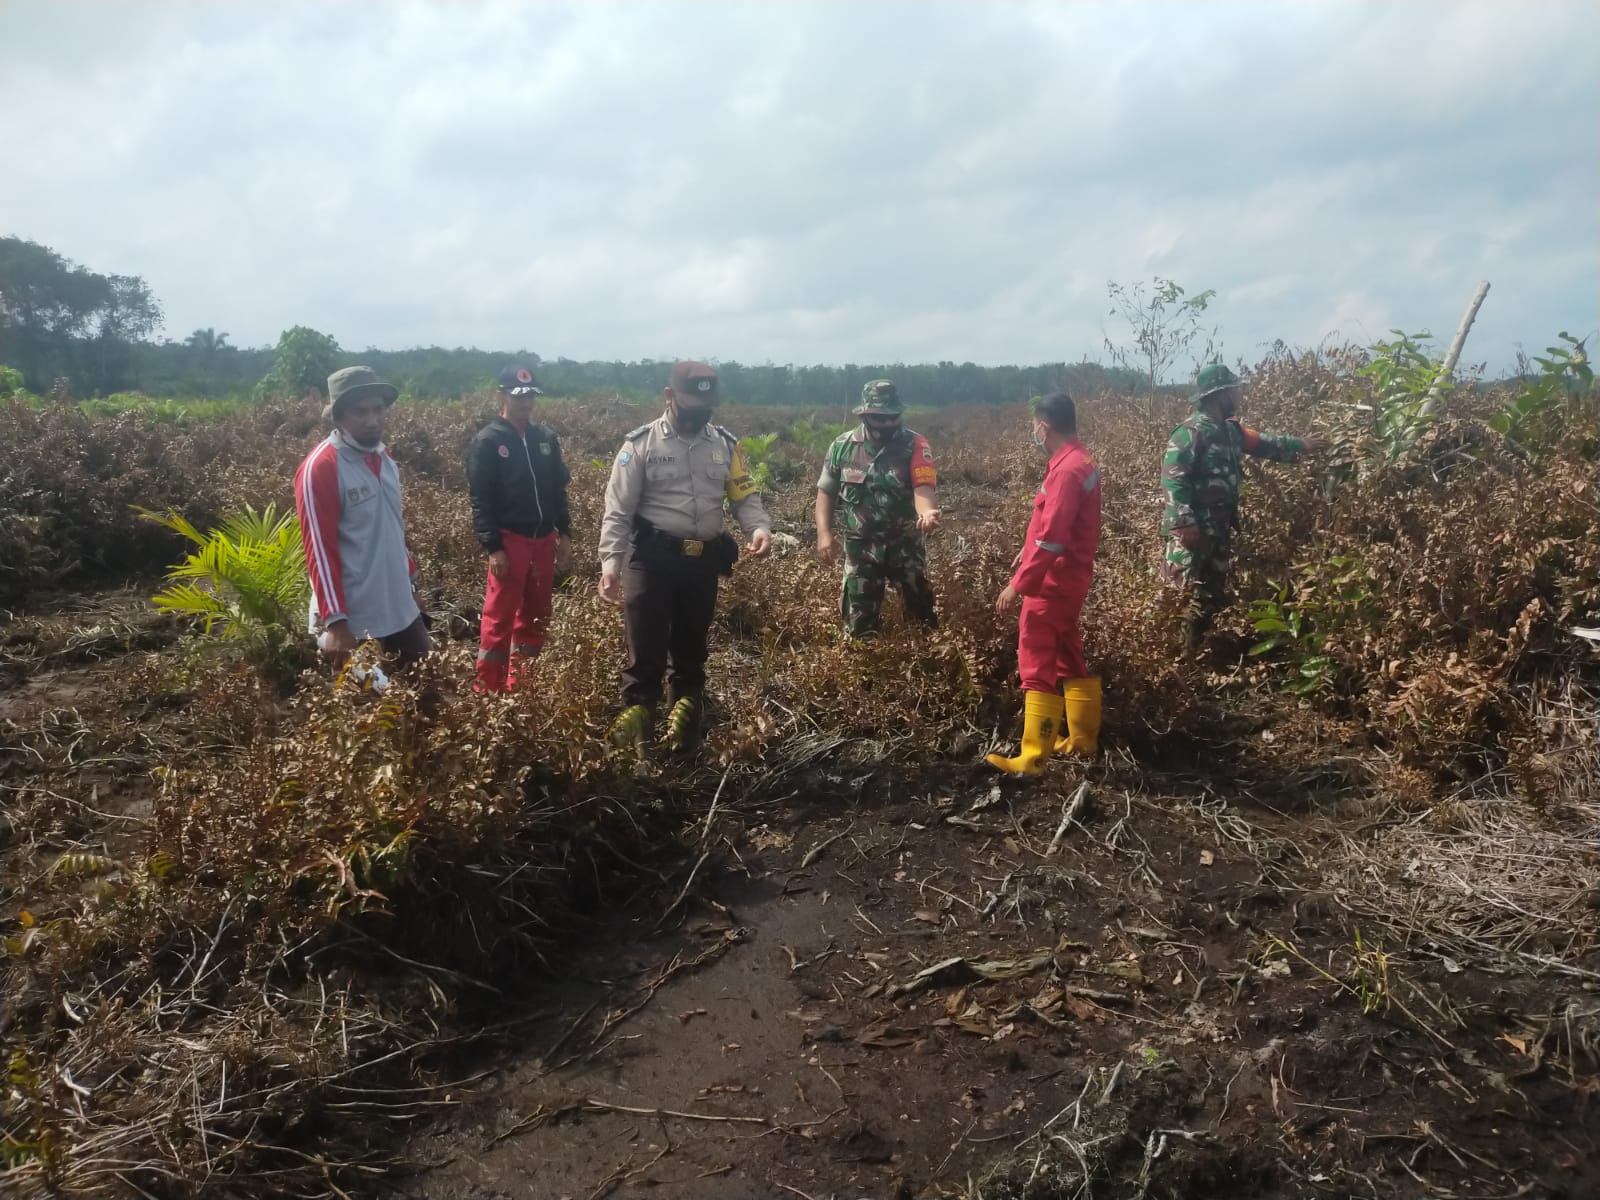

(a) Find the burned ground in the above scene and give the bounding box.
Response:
[393,764,1597,1200]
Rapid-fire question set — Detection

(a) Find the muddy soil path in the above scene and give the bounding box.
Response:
[397,774,1598,1200]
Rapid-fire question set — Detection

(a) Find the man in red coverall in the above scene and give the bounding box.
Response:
[987,392,1103,774]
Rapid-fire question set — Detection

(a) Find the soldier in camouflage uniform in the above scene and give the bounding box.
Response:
[1160,363,1328,646]
[815,380,941,638]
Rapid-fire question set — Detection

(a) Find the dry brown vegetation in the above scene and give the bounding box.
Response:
[1,346,1597,1198]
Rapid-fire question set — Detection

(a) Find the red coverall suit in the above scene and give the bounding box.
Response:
[1009,440,1102,692]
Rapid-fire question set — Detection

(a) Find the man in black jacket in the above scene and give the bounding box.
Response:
[466,365,573,691]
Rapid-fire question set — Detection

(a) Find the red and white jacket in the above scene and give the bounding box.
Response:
[294,429,419,640]
[1011,440,1102,601]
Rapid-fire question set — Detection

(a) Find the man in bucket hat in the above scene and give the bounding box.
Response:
[466,365,573,691]
[295,366,431,668]
[1160,363,1327,648]
[815,379,941,638]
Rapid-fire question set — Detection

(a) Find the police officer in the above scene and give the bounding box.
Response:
[598,361,772,749]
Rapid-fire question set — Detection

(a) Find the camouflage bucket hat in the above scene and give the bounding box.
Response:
[854,379,902,416]
[1191,363,1241,406]
[328,365,399,417]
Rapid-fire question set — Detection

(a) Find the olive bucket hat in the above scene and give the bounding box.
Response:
[327,365,399,418]
[1191,363,1242,407]
[854,379,903,417]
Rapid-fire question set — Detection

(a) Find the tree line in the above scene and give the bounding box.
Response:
[1,235,1149,406]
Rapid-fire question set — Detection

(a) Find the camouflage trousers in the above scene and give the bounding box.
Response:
[1160,535,1231,646]
[841,534,937,637]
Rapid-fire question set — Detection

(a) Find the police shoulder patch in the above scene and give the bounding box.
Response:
[616,448,634,466]
[497,444,510,459]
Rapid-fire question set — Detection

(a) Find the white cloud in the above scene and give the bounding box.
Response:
[0,0,1594,374]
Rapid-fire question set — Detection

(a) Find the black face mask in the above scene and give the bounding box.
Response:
[675,405,711,434]
[865,420,900,442]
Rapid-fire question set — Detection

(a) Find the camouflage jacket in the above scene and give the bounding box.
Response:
[1160,414,1303,537]
[817,426,936,540]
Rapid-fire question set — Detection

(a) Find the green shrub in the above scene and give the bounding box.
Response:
[138,504,311,675]
[1489,333,1595,457]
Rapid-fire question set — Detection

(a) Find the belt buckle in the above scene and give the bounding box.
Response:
[682,538,705,558]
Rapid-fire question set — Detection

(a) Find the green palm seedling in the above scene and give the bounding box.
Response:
[138,504,311,658]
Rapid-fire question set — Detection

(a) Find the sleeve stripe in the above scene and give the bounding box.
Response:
[300,443,343,615]
[303,445,336,600]
[1034,540,1066,554]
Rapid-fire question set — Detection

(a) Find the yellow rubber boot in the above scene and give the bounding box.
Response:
[986,691,1065,775]
[1058,677,1102,755]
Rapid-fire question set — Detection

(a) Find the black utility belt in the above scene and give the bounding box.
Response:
[636,527,727,557]
[633,526,738,574]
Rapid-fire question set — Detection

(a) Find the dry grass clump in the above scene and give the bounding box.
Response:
[0,397,325,601]
[2,651,666,1196]
[1329,674,1600,981]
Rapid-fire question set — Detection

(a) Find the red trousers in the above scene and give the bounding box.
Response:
[476,530,557,692]
[1017,592,1087,693]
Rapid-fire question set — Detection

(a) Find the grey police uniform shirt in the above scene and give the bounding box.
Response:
[598,415,771,573]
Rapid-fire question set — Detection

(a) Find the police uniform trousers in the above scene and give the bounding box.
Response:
[621,543,721,707]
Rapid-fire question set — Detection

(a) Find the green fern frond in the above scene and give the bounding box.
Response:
[144,503,310,644]
[135,506,208,547]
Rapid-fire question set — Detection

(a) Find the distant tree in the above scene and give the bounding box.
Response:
[186,327,231,362]
[1103,277,1217,412]
[184,328,236,391]
[90,274,164,392]
[0,236,116,389]
[257,325,341,400]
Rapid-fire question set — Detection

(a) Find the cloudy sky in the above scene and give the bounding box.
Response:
[2,0,1595,374]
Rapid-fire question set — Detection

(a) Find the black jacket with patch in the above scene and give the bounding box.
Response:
[466,417,572,552]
